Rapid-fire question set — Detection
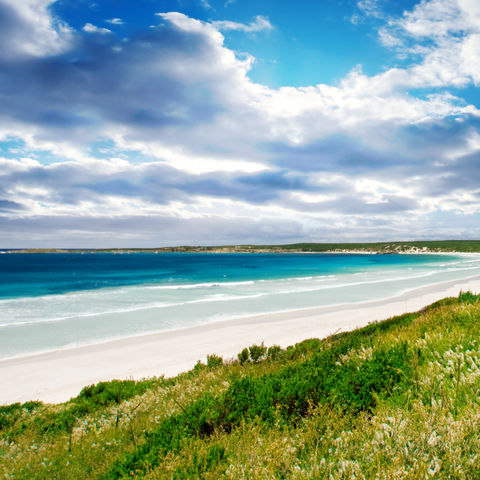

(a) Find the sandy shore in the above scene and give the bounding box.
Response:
[1,274,480,405]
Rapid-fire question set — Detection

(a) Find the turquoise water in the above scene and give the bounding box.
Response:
[1,252,479,359]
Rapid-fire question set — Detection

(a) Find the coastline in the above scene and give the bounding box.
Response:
[1,273,480,405]
[4,240,480,255]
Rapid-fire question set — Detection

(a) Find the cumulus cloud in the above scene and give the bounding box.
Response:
[0,8,475,154]
[0,1,479,246]
[0,0,73,59]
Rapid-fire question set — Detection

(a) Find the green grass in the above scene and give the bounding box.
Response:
[2,291,480,479]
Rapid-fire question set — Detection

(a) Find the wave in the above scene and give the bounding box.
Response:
[140,275,336,290]
[0,292,268,328]
[2,263,480,329]
[0,274,338,305]
[145,280,256,290]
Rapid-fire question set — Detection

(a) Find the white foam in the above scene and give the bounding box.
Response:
[145,280,256,290]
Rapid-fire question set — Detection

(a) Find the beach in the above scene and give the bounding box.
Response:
[1,273,480,405]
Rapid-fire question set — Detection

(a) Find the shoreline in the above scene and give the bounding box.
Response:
[3,245,480,255]
[2,251,476,256]
[1,274,480,405]
[3,270,480,364]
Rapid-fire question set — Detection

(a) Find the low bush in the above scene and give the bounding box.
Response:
[0,401,42,438]
[206,354,223,369]
[248,343,267,363]
[76,379,155,408]
[105,341,414,478]
[267,344,283,361]
[33,379,156,435]
[237,348,249,365]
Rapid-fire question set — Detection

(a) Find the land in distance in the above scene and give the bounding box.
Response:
[4,239,480,254]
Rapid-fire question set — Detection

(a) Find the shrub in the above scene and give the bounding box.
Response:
[248,343,267,363]
[0,401,42,436]
[237,348,249,365]
[192,360,206,373]
[0,403,22,432]
[206,354,223,369]
[105,341,414,478]
[34,379,156,436]
[267,345,283,361]
[77,379,155,408]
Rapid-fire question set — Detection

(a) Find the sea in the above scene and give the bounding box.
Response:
[1,252,480,360]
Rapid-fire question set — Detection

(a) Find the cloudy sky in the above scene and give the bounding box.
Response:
[0,0,479,247]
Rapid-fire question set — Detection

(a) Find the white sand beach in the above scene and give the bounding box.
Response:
[1,274,480,405]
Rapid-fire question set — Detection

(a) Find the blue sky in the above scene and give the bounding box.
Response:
[51,0,418,86]
[0,0,479,247]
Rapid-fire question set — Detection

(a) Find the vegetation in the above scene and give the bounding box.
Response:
[2,292,480,478]
[7,239,480,253]
[261,240,480,253]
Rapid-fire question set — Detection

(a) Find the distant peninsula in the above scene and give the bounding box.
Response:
[4,240,480,254]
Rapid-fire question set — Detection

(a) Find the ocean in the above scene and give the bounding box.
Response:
[1,252,480,360]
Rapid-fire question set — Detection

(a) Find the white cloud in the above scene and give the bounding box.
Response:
[352,0,384,23]
[199,0,213,10]
[0,6,480,244]
[106,18,124,25]
[378,0,480,88]
[82,23,112,35]
[357,0,382,16]
[2,8,478,159]
[212,15,273,33]
[0,0,73,58]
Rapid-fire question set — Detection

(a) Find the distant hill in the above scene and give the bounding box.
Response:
[6,239,480,254]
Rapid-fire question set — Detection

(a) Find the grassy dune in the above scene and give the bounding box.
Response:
[2,292,480,479]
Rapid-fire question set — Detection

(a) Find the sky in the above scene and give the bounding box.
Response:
[0,0,479,247]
